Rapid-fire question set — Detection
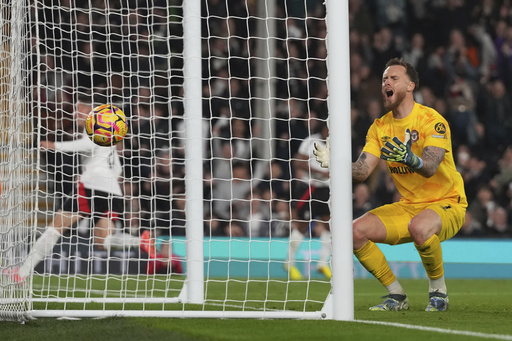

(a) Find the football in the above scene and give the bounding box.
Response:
[85,104,128,146]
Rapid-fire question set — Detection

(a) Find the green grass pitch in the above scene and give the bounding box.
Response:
[1,278,511,341]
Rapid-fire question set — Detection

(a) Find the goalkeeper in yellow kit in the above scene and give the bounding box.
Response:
[314,57,466,312]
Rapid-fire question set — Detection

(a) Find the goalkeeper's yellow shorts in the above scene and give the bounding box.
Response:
[369,199,466,245]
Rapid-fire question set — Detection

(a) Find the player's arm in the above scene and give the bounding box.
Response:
[313,142,379,181]
[51,135,95,152]
[352,151,380,182]
[380,128,445,178]
[416,146,445,178]
[41,141,56,150]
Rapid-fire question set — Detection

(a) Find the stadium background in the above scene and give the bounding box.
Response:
[31,0,512,279]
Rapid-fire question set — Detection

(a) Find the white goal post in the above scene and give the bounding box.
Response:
[0,0,353,321]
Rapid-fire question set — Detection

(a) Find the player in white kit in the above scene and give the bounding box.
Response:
[4,96,153,283]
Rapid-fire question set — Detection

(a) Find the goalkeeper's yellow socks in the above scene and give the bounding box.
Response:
[415,234,447,293]
[415,234,444,279]
[354,241,397,288]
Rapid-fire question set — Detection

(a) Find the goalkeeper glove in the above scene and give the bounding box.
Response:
[313,141,330,168]
[380,128,423,169]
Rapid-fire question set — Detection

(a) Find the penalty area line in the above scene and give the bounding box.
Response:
[356,319,512,340]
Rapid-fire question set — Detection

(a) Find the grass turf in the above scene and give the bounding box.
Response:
[1,279,511,341]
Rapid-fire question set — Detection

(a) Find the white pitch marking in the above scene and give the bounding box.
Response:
[356,319,512,340]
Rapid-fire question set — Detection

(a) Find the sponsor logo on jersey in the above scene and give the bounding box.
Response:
[435,122,446,134]
[388,165,416,174]
[381,136,391,143]
[431,134,446,139]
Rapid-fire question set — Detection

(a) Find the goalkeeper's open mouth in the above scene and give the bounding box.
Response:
[385,89,394,99]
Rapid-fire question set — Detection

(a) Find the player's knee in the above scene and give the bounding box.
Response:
[352,217,369,244]
[408,218,432,245]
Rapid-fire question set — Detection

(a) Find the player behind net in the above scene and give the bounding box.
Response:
[4,94,154,283]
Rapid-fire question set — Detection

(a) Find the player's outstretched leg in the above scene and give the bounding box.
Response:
[369,294,410,311]
[2,267,25,285]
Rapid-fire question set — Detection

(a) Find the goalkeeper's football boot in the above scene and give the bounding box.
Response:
[283,263,303,280]
[140,230,157,258]
[425,291,449,312]
[316,265,332,280]
[2,267,25,285]
[369,294,409,311]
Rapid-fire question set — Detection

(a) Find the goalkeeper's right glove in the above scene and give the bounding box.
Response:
[313,141,330,168]
[380,128,423,169]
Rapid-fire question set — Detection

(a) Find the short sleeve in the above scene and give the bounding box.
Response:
[423,118,452,151]
[362,122,381,158]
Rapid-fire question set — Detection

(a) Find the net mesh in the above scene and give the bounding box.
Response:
[0,0,332,320]
[0,0,36,321]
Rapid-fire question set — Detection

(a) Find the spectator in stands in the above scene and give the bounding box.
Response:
[351,106,371,160]
[265,198,292,238]
[458,211,484,238]
[348,0,374,38]
[353,183,374,219]
[445,74,480,149]
[490,146,512,204]
[257,159,291,203]
[402,33,426,70]
[370,27,400,74]
[468,184,496,232]
[493,20,512,88]
[211,160,253,235]
[488,206,511,237]
[459,151,492,204]
[480,79,512,154]
[468,23,496,83]
[243,189,272,238]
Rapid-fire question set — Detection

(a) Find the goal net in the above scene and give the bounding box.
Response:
[0,0,352,321]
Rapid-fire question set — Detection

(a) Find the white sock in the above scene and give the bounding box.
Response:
[103,233,141,252]
[287,229,304,266]
[19,226,61,278]
[317,229,331,268]
[386,280,406,296]
[429,275,447,294]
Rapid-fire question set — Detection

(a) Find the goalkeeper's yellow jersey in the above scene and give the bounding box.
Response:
[363,102,467,207]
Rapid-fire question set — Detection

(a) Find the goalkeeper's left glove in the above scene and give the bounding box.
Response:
[380,128,423,169]
[313,141,330,168]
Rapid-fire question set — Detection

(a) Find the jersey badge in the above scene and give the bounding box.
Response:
[410,129,419,143]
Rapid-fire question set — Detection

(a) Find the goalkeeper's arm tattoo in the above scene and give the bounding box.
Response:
[415,146,445,178]
[352,153,370,182]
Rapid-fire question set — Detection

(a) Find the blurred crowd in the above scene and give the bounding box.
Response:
[32,0,512,240]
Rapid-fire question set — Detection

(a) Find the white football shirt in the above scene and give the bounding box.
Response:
[54,131,123,196]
